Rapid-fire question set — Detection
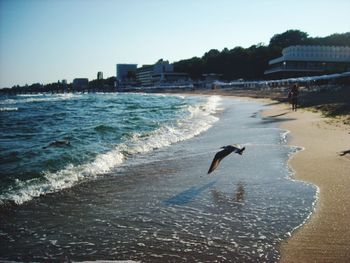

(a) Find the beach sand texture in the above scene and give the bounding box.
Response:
[262,104,350,262]
[166,89,350,261]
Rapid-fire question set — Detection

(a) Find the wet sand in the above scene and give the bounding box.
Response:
[262,104,350,262]
[168,89,350,261]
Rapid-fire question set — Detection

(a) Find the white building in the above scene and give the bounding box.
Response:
[265,45,350,78]
[136,59,175,86]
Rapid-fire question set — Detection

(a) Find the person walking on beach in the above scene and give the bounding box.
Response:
[288,84,299,111]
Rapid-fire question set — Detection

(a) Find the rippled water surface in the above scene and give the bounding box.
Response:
[1,93,218,204]
[0,93,317,262]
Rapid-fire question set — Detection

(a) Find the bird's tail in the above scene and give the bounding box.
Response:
[238,147,245,155]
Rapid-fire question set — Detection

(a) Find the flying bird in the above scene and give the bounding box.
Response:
[208,144,245,174]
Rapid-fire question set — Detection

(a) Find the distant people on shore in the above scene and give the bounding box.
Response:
[288,84,299,111]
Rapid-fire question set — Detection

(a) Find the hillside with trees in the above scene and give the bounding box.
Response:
[2,29,349,94]
[173,30,350,81]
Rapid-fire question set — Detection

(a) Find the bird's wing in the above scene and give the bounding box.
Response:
[230,144,244,153]
[231,144,242,149]
[208,148,232,174]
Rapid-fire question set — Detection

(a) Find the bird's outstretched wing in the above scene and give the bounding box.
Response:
[207,145,246,174]
[207,148,233,174]
[230,144,242,151]
[230,144,245,155]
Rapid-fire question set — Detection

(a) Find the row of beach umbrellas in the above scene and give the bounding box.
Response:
[214,71,350,87]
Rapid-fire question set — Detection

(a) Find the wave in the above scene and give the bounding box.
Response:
[0,107,18,112]
[0,93,78,105]
[0,96,221,205]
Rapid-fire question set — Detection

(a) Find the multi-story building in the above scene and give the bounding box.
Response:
[136,59,176,86]
[153,59,174,74]
[152,72,190,86]
[265,45,350,79]
[136,65,154,86]
[116,64,137,83]
[97,71,103,80]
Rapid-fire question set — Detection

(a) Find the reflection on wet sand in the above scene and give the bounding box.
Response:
[235,183,245,202]
[211,182,245,206]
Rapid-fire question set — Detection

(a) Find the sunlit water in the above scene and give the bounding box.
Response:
[0,93,317,262]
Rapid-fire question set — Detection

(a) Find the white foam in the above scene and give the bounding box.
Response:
[128,95,220,154]
[284,144,319,237]
[0,149,125,205]
[0,95,221,205]
[17,93,45,97]
[280,129,290,144]
[0,93,78,105]
[0,107,18,112]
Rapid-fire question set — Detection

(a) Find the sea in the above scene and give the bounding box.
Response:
[0,92,317,262]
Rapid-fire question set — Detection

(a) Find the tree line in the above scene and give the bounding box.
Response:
[0,77,117,95]
[173,30,350,81]
[2,29,349,94]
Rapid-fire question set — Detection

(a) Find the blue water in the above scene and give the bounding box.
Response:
[0,93,317,262]
[0,93,219,204]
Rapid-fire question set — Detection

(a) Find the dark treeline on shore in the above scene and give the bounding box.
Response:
[0,77,117,95]
[1,29,350,95]
[173,30,350,80]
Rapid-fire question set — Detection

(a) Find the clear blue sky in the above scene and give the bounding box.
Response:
[1,0,349,88]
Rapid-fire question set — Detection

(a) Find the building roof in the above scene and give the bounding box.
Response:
[269,45,350,65]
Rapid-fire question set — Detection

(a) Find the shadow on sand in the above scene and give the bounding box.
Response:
[261,114,296,124]
[164,180,217,206]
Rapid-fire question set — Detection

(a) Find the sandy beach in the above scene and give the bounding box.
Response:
[1,90,349,261]
[262,104,350,262]
[170,89,350,261]
[1,93,318,262]
[212,89,350,262]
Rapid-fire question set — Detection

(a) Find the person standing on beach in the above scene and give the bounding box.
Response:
[289,84,299,111]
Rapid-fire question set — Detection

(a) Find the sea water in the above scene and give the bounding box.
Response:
[0,93,317,262]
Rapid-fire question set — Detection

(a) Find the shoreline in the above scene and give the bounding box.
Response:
[2,91,349,261]
[1,94,306,262]
[167,90,350,261]
[224,93,350,262]
[262,103,350,262]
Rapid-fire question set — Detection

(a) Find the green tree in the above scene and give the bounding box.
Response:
[269,29,309,48]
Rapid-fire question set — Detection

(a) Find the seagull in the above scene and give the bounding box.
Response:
[339,149,350,156]
[208,144,245,174]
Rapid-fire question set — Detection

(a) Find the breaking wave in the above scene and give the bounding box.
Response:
[0,95,221,205]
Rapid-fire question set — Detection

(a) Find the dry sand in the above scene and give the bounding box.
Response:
[262,103,350,262]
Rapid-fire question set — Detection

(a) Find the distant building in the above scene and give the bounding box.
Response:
[97,71,103,80]
[73,78,89,90]
[116,64,137,83]
[265,45,350,79]
[136,59,175,86]
[153,72,190,86]
[202,73,222,81]
[153,59,174,74]
[136,65,154,86]
[61,79,68,85]
[202,73,223,89]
